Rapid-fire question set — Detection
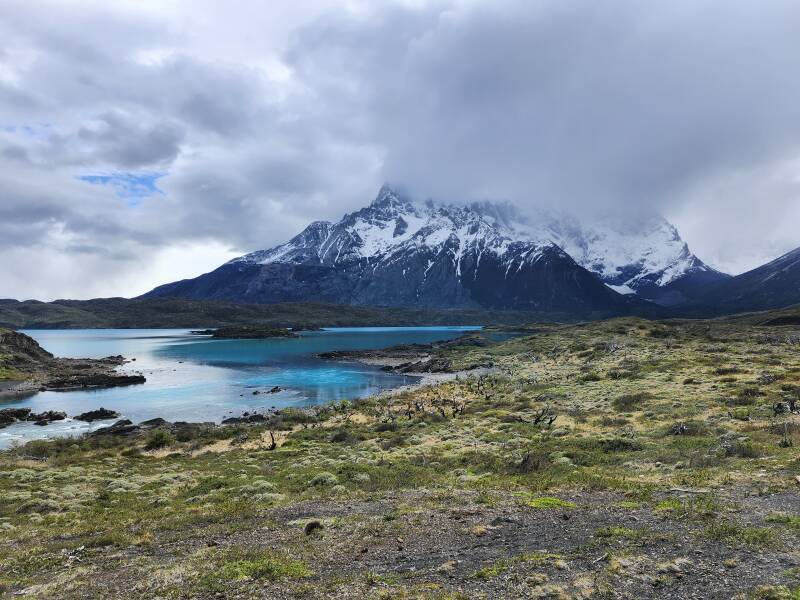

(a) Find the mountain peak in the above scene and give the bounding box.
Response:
[468,200,525,226]
[370,183,408,208]
[156,185,729,309]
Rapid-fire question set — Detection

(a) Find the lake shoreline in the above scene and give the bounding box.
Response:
[1,356,496,445]
[314,335,500,401]
[1,362,498,450]
[0,326,483,447]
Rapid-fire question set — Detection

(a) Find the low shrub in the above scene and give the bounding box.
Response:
[666,420,709,436]
[144,429,174,450]
[379,433,408,450]
[612,392,652,412]
[599,437,642,453]
[308,472,339,487]
[579,372,602,383]
[715,366,742,375]
[724,440,760,459]
[374,421,398,432]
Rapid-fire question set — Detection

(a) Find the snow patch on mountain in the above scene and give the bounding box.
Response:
[607,283,636,295]
[543,213,717,293]
[231,185,722,302]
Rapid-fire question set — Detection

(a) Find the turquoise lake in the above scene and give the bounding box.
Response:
[0,326,480,447]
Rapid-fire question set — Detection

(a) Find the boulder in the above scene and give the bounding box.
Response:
[26,410,66,425]
[91,419,140,437]
[139,417,170,429]
[221,413,267,425]
[74,407,120,422]
[0,408,32,428]
[45,374,145,390]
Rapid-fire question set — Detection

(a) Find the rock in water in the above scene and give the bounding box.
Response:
[26,410,66,425]
[44,374,145,390]
[0,408,32,428]
[74,407,120,422]
[209,327,297,339]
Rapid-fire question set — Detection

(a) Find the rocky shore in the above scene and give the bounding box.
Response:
[318,334,495,374]
[0,404,287,437]
[0,405,297,440]
[0,328,145,400]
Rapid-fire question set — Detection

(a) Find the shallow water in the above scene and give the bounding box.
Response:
[0,326,480,447]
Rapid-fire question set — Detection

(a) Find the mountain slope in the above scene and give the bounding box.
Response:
[145,186,654,316]
[683,246,800,315]
[532,211,729,305]
[234,186,725,306]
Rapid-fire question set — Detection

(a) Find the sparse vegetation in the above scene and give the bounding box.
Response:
[1,310,799,597]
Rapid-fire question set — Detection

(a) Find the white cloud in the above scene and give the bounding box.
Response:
[1,0,800,299]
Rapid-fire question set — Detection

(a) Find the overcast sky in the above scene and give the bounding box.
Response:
[2,0,800,300]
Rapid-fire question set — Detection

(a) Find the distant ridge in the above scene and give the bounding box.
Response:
[681,246,800,315]
[0,297,589,329]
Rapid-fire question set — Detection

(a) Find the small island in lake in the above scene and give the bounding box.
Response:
[193,326,299,339]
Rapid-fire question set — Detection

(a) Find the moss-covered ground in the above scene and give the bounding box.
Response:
[1,315,799,598]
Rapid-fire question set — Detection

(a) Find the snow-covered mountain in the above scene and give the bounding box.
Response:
[234,186,554,274]
[535,212,729,305]
[143,185,723,312]
[231,185,725,305]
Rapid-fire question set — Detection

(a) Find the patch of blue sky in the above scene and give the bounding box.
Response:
[2,122,51,137]
[78,171,166,205]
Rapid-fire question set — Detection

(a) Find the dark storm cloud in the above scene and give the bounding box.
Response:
[1,0,800,299]
[285,1,800,212]
[74,111,185,169]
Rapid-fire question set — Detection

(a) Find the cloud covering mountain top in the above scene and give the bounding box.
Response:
[2,0,800,299]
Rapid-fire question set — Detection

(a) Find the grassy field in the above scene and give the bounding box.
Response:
[1,314,799,598]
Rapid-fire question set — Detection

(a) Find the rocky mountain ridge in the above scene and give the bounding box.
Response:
[144,185,723,313]
[231,186,725,307]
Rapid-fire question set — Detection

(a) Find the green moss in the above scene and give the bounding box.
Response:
[525,496,577,510]
[704,522,777,548]
[655,499,683,511]
[749,585,800,600]
[472,552,562,579]
[196,548,312,592]
[766,513,800,531]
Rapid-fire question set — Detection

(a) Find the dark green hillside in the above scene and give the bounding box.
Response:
[0,297,569,329]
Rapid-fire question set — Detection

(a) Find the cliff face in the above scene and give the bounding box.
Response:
[0,328,54,373]
[0,328,144,397]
